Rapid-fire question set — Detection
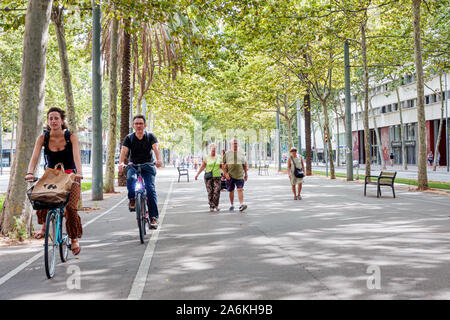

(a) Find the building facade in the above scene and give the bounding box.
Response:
[335,73,449,167]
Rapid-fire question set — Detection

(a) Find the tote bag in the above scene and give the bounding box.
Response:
[30,163,75,203]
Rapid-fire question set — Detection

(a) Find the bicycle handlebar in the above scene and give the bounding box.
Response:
[124,162,154,169]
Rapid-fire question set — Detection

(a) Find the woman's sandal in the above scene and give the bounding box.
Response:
[71,242,81,256]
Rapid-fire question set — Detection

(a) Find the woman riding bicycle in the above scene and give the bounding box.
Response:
[25,107,83,256]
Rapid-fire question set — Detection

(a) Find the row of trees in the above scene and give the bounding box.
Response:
[0,0,448,236]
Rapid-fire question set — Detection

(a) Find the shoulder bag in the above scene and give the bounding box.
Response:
[204,157,218,180]
[290,156,305,179]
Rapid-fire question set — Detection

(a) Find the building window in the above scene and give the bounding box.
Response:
[393,103,398,111]
[431,94,436,103]
[381,106,386,113]
[406,99,416,108]
[406,123,416,140]
[425,95,430,104]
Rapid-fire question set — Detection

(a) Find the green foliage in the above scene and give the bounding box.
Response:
[0,194,5,212]
[8,216,28,242]
[1,0,448,158]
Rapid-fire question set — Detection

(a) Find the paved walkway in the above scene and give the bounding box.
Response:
[0,167,449,299]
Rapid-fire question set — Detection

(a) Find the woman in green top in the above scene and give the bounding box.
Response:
[195,143,223,212]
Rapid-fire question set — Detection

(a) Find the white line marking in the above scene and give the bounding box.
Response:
[0,195,127,288]
[82,196,128,228]
[127,179,174,300]
[0,252,43,287]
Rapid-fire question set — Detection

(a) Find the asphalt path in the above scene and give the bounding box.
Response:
[0,167,449,299]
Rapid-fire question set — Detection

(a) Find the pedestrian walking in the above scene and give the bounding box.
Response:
[195,144,222,212]
[222,139,248,212]
[287,147,305,200]
[437,152,441,167]
[390,152,394,166]
[25,107,83,256]
[427,151,433,166]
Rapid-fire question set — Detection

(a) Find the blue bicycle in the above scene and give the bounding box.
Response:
[27,178,71,279]
[126,163,156,244]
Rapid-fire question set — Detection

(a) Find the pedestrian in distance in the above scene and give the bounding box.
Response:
[390,152,394,167]
[222,139,248,212]
[195,143,222,212]
[427,151,433,166]
[287,147,305,200]
[25,107,83,256]
[437,152,441,167]
[118,115,162,229]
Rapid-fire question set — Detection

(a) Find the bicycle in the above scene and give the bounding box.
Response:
[126,163,156,244]
[26,178,71,279]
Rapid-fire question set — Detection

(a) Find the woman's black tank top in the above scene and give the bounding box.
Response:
[43,130,76,171]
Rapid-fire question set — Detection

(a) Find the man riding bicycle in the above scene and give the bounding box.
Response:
[119,115,162,229]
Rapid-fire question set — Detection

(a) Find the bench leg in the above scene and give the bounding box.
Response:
[392,186,395,198]
[364,183,367,196]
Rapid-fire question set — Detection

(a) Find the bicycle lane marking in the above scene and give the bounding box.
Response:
[0,195,128,288]
[127,179,174,300]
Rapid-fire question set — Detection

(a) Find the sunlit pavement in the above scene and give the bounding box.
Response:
[1,167,449,299]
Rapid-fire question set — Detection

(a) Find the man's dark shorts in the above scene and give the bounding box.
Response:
[226,178,245,192]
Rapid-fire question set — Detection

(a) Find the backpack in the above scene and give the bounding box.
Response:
[129,131,151,145]
[128,131,153,160]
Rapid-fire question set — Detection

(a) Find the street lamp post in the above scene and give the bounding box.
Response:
[91,0,103,200]
[344,40,353,181]
[276,109,281,172]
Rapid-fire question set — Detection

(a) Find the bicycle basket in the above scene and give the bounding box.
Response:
[26,186,70,210]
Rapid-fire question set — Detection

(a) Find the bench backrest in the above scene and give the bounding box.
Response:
[379,171,396,183]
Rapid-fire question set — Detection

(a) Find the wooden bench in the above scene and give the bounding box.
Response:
[258,164,269,176]
[177,166,189,182]
[364,171,397,198]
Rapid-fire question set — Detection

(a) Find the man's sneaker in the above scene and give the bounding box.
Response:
[239,204,248,212]
[229,205,235,211]
[129,198,136,212]
[150,217,158,229]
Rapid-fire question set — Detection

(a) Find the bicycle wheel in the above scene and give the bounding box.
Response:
[59,210,70,262]
[44,211,57,279]
[136,193,145,244]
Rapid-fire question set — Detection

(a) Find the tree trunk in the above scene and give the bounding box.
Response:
[312,121,318,165]
[104,16,119,193]
[412,0,428,189]
[52,4,82,209]
[0,0,53,236]
[433,74,444,171]
[304,93,312,175]
[395,86,408,170]
[118,26,132,187]
[370,100,386,169]
[10,112,15,165]
[321,101,335,179]
[51,4,76,133]
[361,21,371,179]
[286,117,294,149]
